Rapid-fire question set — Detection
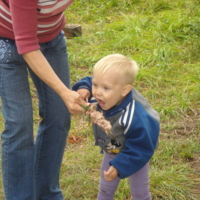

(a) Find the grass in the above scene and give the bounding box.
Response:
[0,0,200,199]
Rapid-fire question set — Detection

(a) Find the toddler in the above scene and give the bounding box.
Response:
[72,54,160,200]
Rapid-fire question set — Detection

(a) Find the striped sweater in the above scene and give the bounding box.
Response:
[0,0,74,54]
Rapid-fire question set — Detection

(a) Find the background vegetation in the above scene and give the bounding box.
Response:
[0,0,200,199]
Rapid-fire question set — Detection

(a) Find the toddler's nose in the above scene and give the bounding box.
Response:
[96,88,102,96]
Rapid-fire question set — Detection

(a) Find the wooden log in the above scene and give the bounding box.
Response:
[63,24,82,39]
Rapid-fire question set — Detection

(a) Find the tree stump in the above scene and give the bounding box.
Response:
[63,24,82,39]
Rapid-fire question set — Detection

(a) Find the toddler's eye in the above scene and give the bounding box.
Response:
[92,83,97,87]
[104,87,109,90]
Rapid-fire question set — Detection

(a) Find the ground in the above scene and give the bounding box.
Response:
[163,108,200,199]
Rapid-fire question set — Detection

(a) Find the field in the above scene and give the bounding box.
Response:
[0,0,200,199]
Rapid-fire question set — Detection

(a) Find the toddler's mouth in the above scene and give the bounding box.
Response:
[97,99,105,107]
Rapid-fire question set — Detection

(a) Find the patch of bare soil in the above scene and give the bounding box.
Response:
[163,108,200,199]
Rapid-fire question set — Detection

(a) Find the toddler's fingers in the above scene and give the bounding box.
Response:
[104,170,108,175]
[106,167,114,174]
[104,170,113,181]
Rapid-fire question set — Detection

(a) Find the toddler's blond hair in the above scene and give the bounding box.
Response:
[93,54,139,85]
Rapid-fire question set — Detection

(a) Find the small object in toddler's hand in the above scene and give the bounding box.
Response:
[81,104,118,143]
[87,104,118,143]
[80,104,90,110]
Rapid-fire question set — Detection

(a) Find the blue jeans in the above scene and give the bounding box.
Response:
[0,31,71,200]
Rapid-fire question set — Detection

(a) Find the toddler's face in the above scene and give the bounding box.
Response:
[92,69,126,110]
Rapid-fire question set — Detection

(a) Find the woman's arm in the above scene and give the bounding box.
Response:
[10,1,87,114]
[23,50,88,114]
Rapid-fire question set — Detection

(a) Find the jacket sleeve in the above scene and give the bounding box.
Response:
[72,76,93,93]
[109,101,160,179]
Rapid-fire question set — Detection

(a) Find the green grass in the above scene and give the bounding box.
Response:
[0,0,200,199]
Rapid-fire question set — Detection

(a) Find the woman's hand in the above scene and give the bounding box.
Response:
[61,89,89,114]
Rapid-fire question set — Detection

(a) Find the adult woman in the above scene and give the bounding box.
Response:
[0,0,87,199]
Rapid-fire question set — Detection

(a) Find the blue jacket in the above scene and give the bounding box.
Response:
[73,76,160,179]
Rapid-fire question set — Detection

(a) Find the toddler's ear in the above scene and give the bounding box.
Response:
[122,85,132,97]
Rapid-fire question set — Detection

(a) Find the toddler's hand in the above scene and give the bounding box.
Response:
[104,166,118,181]
[77,88,90,102]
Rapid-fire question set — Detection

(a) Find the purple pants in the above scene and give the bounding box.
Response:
[97,153,152,200]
